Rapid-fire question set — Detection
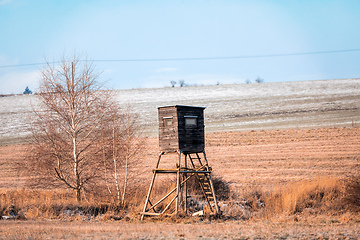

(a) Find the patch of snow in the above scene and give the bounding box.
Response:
[0,79,359,143]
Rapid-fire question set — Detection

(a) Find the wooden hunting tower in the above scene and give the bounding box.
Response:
[141,105,220,220]
[159,105,205,153]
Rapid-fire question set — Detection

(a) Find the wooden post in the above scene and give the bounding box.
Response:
[184,153,188,215]
[175,150,181,215]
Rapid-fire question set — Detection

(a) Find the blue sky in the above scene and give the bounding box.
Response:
[1,0,360,94]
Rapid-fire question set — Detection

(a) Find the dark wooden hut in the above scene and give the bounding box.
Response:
[158,105,205,153]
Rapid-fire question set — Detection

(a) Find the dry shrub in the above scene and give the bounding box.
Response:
[264,177,341,215]
[184,175,230,201]
[122,182,149,212]
[239,187,265,211]
[342,175,360,212]
[219,186,265,220]
[212,176,231,201]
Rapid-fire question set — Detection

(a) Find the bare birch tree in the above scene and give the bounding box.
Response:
[26,56,114,202]
[101,106,144,206]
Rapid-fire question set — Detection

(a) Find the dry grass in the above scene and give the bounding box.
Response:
[0,188,110,220]
[264,177,341,215]
[2,176,358,222]
[0,185,152,222]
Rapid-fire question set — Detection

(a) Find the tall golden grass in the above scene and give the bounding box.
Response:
[263,176,360,216]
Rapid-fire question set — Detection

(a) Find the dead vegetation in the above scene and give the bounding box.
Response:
[2,176,358,221]
[264,177,353,216]
[1,175,360,238]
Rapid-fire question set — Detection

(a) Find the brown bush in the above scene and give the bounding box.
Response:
[212,176,231,201]
[342,175,360,212]
[121,183,149,212]
[182,175,230,201]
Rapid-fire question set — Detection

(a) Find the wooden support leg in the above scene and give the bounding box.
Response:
[141,152,164,221]
[184,153,188,215]
[141,171,156,220]
[175,151,181,215]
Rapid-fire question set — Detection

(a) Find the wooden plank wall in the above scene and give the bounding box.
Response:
[158,106,179,152]
[177,106,205,152]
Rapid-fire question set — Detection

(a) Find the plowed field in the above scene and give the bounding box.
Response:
[2,127,359,193]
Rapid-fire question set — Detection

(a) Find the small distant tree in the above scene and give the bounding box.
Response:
[23,86,33,94]
[245,79,252,84]
[170,80,177,88]
[255,76,264,83]
[179,80,185,87]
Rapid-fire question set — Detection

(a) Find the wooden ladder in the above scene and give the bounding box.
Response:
[188,152,220,214]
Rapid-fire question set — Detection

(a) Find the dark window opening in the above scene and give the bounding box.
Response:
[185,116,197,127]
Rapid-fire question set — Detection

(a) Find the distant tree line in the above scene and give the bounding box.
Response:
[169,76,264,87]
[170,80,186,87]
[245,77,264,84]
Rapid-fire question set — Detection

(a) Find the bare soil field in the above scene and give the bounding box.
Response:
[206,127,360,192]
[1,127,359,239]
